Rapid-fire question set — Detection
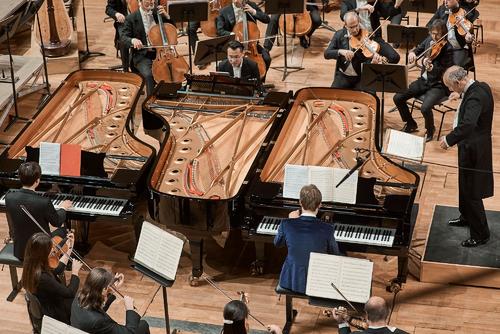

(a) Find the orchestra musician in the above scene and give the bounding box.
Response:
[5,161,72,260]
[263,3,322,51]
[332,296,409,334]
[106,0,130,71]
[274,184,340,294]
[22,232,83,324]
[71,267,151,333]
[426,0,477,67]
[393,19,454,142]
[324,11,400,89]
[120,0,174,94]
[216,0,271,72]
[440,65,494,248]
[340,0,404,35]
[222,300,281,334]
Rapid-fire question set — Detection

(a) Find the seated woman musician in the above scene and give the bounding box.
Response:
[324,11,400,89]
[71,267,150,334]
[393,19,454,142]
[22,232,83,324]
[274,184,340,294]
[222,300,281,334]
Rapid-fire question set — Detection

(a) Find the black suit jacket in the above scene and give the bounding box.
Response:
[339,326,409,334]
[412,36,454,86]
[216,1,270,36]
[5,188,66,259]
[217,57,260,82]
[71,295,144,334]
[340,0,400,38]
[445,81,494,199]
[106,0,127,20]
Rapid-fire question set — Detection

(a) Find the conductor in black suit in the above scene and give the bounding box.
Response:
[440,65,494,247]
[106,0,130,71]
[332,296,408,334]
[120,0,173,94]
[5,162,72,260]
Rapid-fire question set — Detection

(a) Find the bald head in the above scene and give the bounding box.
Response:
[443,65,469,93]
[344,11,360,36]
[364,296,388,323]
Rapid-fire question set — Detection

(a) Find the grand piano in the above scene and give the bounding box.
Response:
[242,88,420,286]
[0,70,156,237]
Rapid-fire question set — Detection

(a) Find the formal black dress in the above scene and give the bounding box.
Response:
[445,81,494,240]
[106,0,130,71]
[5,188,66,260]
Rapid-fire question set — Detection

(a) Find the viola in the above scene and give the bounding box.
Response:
[201,0,232,37]
[349,29,388,63]
[148,0,189,83]
[278,11,312,37]
[448,7,473,37]
[232,5,267,79]
[324,308,369,331]
[48,235,70,269]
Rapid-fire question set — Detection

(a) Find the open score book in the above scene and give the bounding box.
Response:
[42,316,88,334]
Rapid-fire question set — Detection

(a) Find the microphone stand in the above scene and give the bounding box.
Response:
[335,148,369,188]
[79,0,106,63]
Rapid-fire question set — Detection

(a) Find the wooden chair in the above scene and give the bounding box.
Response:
[408,94,456,140]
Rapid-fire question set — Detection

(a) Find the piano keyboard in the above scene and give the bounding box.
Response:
[0,191,128,217]
[256,216,396,247]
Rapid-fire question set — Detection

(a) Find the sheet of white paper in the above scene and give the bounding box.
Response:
[309,166,335,202]
[283,164,309,199]
[134,221,184,280]
[386,129,424,160]
[39,142,61,175]
[332,168,358,204]
[306,253,373,304]
[42,316,89,334]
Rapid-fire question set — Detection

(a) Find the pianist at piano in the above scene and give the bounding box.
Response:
[4,161,72,260]
[274,184,340,294]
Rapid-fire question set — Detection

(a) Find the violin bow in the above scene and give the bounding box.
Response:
[330,282,363,315]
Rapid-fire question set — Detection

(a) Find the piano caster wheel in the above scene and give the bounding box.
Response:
[188,275,200,287]
[250,260,264,276]
[386,278,402,293]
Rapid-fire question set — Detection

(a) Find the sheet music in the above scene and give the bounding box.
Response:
[283,164,309,199]
[309,166,335,202]
[42,316,89,334]
[386,129,424,160]
[306,253,373,304]
[332,168,358,204]
[39,142,61,176]
[134,221,184,280]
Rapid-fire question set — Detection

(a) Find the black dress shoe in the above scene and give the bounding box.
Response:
[425,128,435,142]
[448,217,468,226]
[461,237,489,247]
[401,122,418,133]
[300,36,310,49]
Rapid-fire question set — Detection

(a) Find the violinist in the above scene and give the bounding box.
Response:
[22,232,83,324]
[332,296,408,334]
[222,300,281,334]
[393,19,454,142]
[263,3,322,51]
[71,267,151,334]
[120,0,174,94]
[106,0,130,71]
[324,11,399,89]
[426,0,476,67]
[216,0,271,72]
[5,161,72,260]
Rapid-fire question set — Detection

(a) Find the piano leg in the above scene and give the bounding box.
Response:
[189,238,204,286]
[250,241,265,275]
[387,255,408,292]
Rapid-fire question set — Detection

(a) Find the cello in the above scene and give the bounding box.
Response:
[232,2,267,79]
[148,0,189,83]
[201,0,232,37]
[278,9,312,37]
[35,0,73,57]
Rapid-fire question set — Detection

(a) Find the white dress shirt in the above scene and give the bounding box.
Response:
[140,6,156,46]
[232,63,242,78]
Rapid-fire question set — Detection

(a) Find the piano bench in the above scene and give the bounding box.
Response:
[0,243,23,302]
[275,285,307,334]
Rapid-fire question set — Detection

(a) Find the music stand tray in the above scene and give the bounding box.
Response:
[194,35,235,66]
[387,24,428,64]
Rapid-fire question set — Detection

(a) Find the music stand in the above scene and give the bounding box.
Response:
[168,0,208,75]
[267,0,305,81]
[361,64,408,146]
[194,34,235,67]
[79,0,106,63]
[405,0,438,26]
[387,24,428,64]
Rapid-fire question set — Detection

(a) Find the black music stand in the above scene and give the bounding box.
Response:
[267,0,305,81]
[168,0,208,75]
[405,0,438,26]
[194,34,235,67]
[387,24,428,64]
[361,64,408,147]
[0,14,29,132]
[131,263,174,334]
[79,0,105,63]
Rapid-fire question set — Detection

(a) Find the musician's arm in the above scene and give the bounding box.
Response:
[273,223,286,248]
[412,37,428,57]
[120,16,135,49]
[53,262,66,276]
[216,13,232,36]
[252,3,270,23]
[46,198,66,228]
[103,293,117,311]
[328,231,341,255]
[105,0,119,20]
[466,8,479,23]
[324,32,342,60]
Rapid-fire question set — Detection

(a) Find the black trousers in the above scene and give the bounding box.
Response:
[393,77,447,132]
[115,22,130,71]
[331,71,361,89]
[133,54,155,95]
[459,190,490,240]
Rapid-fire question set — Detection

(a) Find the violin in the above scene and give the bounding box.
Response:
[232,2,267,79]
[48,234,71,269]
[278,10,312,37]
[422,39,447,71]
[201,0,232,37]
[349,29,388,64]
[148,0,189,83]
[324,308,369,331]
[448,7,473,37]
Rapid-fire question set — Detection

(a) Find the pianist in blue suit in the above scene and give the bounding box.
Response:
[274,184,340,294]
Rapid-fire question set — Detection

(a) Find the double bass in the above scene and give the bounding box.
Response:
[148,0,189,83]
[232,2,267,79]
[278,10,312,37]
[35,0,73,57]
[201,0,232,37]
